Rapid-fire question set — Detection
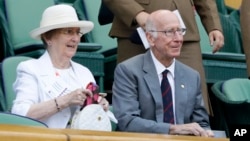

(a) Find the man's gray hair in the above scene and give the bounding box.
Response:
[145,18,157,38]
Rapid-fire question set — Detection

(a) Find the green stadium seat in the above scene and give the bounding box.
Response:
[196,11,247,83]
[73,0,117,53]
[73,0,117,93]
[0,0,14,60]
[219,13,242,53]
[1,56,32,112]
[215,0,228,15]
[0,112,47,127]
[55,0,76,4]
[3,0,55,58]
[72,51,105,92]
[1,1,105,91]
[211,79,250,137]
[0,76,6,111]
[82,0,117,54]
[222,78,250,101]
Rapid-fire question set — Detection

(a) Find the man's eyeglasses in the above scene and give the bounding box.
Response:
[60,28,83,37]
[149,28,186,37]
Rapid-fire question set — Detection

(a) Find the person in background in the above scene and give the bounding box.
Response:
[240,0,250,78]
[11,4,109,128]
[112,9,214,137]
[103,0,224,115]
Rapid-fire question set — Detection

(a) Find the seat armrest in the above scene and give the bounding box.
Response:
[77,42,102,52]
[202,52,246,62]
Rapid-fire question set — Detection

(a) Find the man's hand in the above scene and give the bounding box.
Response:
[169,122,214,137]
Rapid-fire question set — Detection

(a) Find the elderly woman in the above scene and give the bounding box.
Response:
[11,4,109,128]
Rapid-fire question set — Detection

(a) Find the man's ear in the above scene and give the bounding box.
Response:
[146,32,155,47]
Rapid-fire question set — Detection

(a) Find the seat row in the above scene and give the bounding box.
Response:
[194,2,249,137]
[0,0,246,95]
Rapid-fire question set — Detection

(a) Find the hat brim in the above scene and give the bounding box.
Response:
[30,21,94,40]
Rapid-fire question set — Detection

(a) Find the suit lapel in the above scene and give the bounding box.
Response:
[35,52,64,99]
[174,61,188,124]
[36,51,56,78]
[142,51,164,122]
[141,52,189,123]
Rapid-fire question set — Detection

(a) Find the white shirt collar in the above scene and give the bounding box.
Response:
[150,50,175,78]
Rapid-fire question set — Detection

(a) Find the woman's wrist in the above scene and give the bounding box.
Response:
[54,98,61,112]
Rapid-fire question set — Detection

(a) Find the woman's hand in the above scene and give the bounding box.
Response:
[97,95,109,111]
[59,88,93,108]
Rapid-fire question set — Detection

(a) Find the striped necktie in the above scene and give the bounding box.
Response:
[161,70,174,124]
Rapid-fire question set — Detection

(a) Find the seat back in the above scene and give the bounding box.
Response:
[3,0,54,57]
[0,112,47,127]
[74,0,117,53]
[0,78,6,111]
[198,10,247,84]
[73,0,117,92]
[0,0,14,59]
[211,79,250,137]
[222,78,250,101]
[219,13,243,53]
[82,0,118,84]
[1,56,32,111]
[55,0,76,4]
[195,11,211,53]
[215,0,228,15]
[197,11,242,54]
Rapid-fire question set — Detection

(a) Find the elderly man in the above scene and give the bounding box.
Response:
[112,10,214,137]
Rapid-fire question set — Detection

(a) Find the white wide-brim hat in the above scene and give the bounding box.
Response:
[30,4,94,40]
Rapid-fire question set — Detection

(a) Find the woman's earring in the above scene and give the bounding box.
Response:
[47,41,51,46]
